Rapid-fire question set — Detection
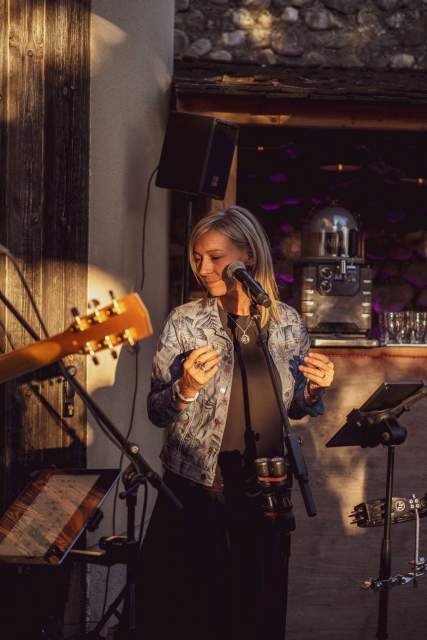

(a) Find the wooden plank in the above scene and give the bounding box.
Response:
[0,0,8,508]
[43,0,90,461]
[4,0,46,501]
[174,59,427,106]
[0,0,89,504]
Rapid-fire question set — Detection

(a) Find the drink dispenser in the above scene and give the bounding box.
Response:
[294,203,373,336]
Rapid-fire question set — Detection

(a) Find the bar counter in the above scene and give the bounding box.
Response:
[314,344,427,359]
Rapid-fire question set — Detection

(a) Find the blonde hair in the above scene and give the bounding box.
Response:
[189,206,280,326]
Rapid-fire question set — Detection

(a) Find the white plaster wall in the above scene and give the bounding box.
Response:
[87,1,174,632]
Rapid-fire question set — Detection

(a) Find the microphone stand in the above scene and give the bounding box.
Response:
[0,288,182,640]
[249,302,316,518]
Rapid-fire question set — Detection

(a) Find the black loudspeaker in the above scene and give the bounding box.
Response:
[156,111,239,199]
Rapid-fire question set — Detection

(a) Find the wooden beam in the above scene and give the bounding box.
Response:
[176,94,427,131]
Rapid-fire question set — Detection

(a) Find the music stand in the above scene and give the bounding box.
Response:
[0,468,120,566]
[326,380,427,640]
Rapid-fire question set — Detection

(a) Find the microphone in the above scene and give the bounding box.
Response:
[226,261,271,308]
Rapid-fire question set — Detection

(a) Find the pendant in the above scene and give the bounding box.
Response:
[240,334,250,345]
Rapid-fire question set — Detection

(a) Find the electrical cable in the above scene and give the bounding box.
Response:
[0,243,49,338]
[0,251,136,628]
[0,162,160,633]
[0,250,131,457]
[100,342,140,620]
[137,478,148,556]
[101,162,158,617]
[139,165,159,291]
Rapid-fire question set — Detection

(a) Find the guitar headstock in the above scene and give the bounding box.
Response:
[67,292,153,362]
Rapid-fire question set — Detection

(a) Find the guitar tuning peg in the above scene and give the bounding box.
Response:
[104,335,118,359]
[109,290,121,315]
[71,307,84,331]
[85,341,99,365]
[123,329,135,347]
[88,299,102,323]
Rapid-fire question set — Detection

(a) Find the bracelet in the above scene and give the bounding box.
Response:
[172,380,199,404]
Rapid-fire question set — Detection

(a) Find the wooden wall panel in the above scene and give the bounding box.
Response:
[0,0,89,508]
[0,1,90,635]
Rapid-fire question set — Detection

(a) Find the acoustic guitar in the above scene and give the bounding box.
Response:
[0,293,153,384]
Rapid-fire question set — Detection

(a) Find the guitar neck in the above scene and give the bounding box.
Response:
[0,337,70,384]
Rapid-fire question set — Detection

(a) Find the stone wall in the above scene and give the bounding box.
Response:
[175,0,427,70]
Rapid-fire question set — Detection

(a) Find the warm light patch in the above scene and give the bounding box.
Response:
[91,14,127,76]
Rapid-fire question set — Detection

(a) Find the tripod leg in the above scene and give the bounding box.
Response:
[83,586,126,639]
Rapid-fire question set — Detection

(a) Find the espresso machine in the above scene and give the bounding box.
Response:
[294,203,378,347]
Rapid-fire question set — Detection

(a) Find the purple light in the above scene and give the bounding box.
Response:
[259,202,282,211]
[278,144,298,159]
[282,198,301,206]
[280,222,294,233]
[276,273,294,284]
[286,148,298,160]
[372,302,406,312]
[387,210,406,224]
[366,251,386,261]
[404,275,424,289]
[269,172,288,183]
[311,197,322,205]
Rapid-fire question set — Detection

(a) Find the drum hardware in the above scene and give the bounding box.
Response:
[326,380,427,640]
[351,494,427,591]
[350,494,427,528]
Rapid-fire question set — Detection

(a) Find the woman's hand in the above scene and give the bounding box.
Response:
[298,351,334,396]
[178,345,221,400]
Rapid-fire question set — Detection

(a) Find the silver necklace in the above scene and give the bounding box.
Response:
[227,313,253,344]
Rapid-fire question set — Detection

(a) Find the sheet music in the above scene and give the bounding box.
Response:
[0,474,99,558]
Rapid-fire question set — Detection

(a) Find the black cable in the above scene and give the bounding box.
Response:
[140,165,159,291]
[137,478,148,555]
[0,245,49,338]
[100,163,158,615]
[101,340,140,617]
[0,253,130,456]
[0,252,137,624]
[0,316,16,350]
[1,165,159,631]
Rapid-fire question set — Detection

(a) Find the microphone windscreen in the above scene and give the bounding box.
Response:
[226,261,246,279]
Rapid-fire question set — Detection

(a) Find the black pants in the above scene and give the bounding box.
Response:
[137,472,291,640]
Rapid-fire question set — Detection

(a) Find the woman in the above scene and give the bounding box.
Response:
[138,206,334,640]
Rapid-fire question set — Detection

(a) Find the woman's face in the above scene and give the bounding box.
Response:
[193,229,251,298]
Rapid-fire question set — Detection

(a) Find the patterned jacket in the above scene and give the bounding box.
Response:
[147,297,324,487]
